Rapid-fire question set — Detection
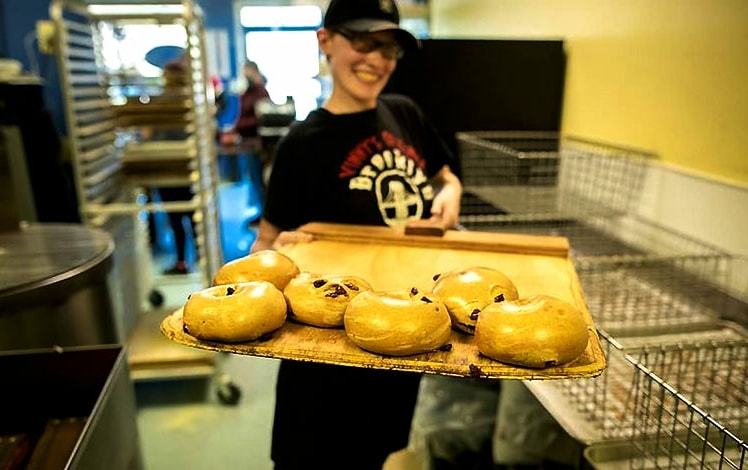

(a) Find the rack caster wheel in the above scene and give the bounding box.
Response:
[216,375,242,406]
[148,289,165,308]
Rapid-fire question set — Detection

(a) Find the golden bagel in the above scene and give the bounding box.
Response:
[183,281,287,342]
[475,294,590,368]
[213,250,299,290]
[344,287,452,356]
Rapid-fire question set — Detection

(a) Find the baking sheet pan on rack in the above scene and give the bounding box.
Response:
[161,223,607,380]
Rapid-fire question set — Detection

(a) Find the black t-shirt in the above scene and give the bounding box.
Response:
[263,94,455,231]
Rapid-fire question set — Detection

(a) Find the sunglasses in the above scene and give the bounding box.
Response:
[335,29,405,60]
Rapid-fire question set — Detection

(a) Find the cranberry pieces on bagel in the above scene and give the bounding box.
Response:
[431,266,519,334]
[284,272,373,328]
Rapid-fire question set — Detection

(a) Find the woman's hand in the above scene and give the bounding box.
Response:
[251,218,314,252]
[430,166,463,228]
[271,230,314,250]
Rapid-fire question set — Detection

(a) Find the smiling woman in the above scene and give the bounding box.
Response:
[253,1,463,468]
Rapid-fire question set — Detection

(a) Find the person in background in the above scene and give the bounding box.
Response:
[147,57,195,275]
[232,60,270,139]
[218,60,270,184]
[250,0,462,468]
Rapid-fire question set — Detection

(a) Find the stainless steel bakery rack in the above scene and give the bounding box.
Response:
[51,0,222,303]
[49,0,237,401]
[50,0,223,296]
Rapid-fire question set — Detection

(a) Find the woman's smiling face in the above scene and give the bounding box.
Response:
[319,28,400,112]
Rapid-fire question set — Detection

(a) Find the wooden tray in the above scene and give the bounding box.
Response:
[161,223,607,380]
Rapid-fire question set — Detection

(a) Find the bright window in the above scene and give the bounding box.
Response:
[245,30,321,120]
[239,5,323,120]
[240,6,322,28]
[98,23,187,77]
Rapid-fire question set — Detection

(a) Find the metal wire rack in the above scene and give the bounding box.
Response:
[530,326,748,449]
[457,131,656,222]
[529,330,640,444]
[581,337,748,469]
[627,340,748,470]
[456,133,734,334]
[463,132,748,467]
[573,232,733,335]
[465,212,734,335]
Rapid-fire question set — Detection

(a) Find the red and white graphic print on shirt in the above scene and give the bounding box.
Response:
[340,131,435,227]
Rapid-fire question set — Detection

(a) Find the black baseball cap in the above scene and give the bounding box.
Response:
[323,0,419,51]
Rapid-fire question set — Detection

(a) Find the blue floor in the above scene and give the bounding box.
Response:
[151,153,264,266]
[218,180,261,262]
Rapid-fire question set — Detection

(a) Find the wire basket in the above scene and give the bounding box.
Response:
[456,133,736,333]
[627,339,748,469]
[458,132,656,222]
[579,334,748,470]
[544,327,748,446]
[570,216,734,335]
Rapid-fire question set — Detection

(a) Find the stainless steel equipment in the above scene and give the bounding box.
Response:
[0,223,117,350]
[0,345,143,469]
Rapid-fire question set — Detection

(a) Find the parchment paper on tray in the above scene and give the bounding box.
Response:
[160,223,607,380]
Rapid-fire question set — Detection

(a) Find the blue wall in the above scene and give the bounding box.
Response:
[201,0,239,79]
[1,0,65,135]
[0,0,7,57]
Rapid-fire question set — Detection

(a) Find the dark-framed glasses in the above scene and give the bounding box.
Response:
[335,29,405,60]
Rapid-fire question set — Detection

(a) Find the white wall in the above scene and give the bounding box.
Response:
[636,162,748,298]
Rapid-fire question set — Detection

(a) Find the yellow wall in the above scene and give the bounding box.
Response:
[430,0,748,185]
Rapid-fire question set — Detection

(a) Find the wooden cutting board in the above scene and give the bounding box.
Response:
[161,223,606,380]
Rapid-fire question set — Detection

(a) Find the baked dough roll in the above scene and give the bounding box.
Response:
[183,281,287,342]
[283,272,373,328]
[213,250,300,290]
[431,266,519,334]
[475,294,590,368]
[344,287,452,356]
